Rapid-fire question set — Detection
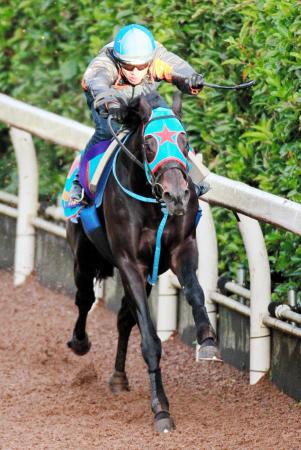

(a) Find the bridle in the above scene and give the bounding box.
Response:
[108,112,189,202]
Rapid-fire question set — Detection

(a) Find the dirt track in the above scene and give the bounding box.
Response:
[0,269,300,450]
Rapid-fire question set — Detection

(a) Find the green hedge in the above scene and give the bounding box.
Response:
[0,0,300,299]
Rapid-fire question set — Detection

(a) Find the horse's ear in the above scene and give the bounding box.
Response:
[172,91,182,118]
[137,95,152,123]
[123,95,152,129]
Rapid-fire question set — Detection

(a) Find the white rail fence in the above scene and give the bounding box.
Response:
[1,93,301,386]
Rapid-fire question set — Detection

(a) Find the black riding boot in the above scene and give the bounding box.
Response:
[69,173,85,205]
[194,180,210,197]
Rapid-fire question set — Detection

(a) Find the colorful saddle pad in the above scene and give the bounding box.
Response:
[61,139,120,221]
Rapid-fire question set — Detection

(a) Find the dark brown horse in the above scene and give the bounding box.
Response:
[66,93,219,432]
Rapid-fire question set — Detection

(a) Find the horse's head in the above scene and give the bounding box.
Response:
[124,93,191,216]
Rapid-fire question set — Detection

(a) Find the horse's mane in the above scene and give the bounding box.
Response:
[139,92,164,109]
[119,92,165,130]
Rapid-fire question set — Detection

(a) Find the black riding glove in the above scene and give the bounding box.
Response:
[107,100,126,123]
[187,73,204,91]
[172,73,204,94]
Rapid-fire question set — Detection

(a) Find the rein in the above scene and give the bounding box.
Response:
[108,115,144,169]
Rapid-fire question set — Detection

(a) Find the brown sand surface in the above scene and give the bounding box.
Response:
[0,269,300,450]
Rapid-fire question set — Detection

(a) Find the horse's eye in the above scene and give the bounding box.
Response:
[144,135,158,163]
[177,132,189,157]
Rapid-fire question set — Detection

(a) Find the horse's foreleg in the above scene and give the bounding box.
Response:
[67,262,95,356]
[171,240,221,361]
[118,262,174,432]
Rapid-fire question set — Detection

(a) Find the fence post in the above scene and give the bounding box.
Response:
[10,128,38,286]
[237,213,271,384]
[157,271,178,341]
[196,200,218,331]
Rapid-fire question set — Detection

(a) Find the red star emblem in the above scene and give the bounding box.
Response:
[155,125,176,145]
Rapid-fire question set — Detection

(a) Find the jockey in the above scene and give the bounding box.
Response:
[70,24,209,204]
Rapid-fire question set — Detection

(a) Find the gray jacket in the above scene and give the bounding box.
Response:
[82,41,198,105]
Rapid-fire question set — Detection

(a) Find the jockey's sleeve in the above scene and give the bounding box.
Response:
[151,42,198,94]
[81,49,119,99]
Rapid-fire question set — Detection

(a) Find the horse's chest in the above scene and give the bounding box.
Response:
[138,223,179,261]
[138,227,158,258]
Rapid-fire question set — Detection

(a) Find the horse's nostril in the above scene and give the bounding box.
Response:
[162,191,173,203]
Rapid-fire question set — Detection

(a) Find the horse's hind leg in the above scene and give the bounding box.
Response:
[109,295,136,393]
[110,283,154,393]
[67,260,95,356]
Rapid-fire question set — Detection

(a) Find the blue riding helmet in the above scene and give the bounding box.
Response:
[113,24,156,65]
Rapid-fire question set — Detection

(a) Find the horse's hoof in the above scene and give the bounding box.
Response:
[109,370,130,393]
[67,332,91,356]
[154,415,175,433]
[197,341,223,362]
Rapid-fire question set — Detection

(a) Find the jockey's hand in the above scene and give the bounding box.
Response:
[107,101,126,123]
[172,73,204,94]
[187,73,204,91]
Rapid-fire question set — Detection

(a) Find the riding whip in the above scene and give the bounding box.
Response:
[202,79,256,90]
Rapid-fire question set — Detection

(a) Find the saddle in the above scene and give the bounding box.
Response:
[61,131,128,221]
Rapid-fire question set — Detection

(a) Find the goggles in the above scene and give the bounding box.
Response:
[120,61,150,71]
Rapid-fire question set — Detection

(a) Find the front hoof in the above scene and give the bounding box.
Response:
[197,340,223,362]
[109,370,129,393]
[67,332,91,356]
[154,413,175,433]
